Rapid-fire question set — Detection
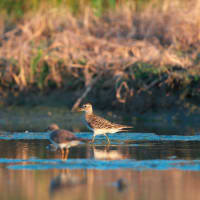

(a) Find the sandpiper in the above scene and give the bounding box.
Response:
[47,124,88,159]
[78,103,132,144]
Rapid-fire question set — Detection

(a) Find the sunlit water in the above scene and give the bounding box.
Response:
[1,131,200,200]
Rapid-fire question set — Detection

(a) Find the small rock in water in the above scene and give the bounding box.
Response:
[113,178,127,192]
[168,155,177,159]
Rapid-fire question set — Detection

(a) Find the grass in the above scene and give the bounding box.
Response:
[0,0,153,17]
[0,0,200,112]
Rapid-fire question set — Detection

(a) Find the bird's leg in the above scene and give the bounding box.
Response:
[105,143,110,151]
[104,134,110,144]
[91,134,96,143]
[60,148,65,159]
[64,148,69,160]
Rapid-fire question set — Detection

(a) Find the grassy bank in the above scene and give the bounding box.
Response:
[0,0,200,112]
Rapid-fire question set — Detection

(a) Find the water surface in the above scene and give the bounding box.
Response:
[1,131,200,200]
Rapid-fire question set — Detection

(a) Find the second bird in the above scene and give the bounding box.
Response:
[78,103,132,144]
[47,124,88,159]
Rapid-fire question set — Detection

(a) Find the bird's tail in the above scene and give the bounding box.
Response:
[119,125,133,129]
[118,125,133,132]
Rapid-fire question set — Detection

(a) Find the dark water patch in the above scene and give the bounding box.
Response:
[1,138,200,161]
[1,132,200,172]
[1,131,200,163]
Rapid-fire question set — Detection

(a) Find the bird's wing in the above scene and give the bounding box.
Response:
[62,130,79,141]
[59,130,87,142]
[87,114,115,129]
[50,129,77,143]
[87,114,133,130]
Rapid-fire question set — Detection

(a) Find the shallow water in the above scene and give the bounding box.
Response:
[1,132,200,200]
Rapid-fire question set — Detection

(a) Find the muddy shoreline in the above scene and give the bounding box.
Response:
[0,100,200,135]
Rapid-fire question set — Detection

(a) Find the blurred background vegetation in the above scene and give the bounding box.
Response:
[0,0,170,18]
[0,0,199,114]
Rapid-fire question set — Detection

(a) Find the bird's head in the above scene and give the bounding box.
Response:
[77,103,93,114]
[47,123,59,131]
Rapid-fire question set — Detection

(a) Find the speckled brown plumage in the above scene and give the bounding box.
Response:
[85,114,131,130]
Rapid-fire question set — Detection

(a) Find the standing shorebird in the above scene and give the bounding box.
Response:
[78,103,132,144]
[47,124,87,159]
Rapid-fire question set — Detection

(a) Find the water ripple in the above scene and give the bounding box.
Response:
[6,158,200,171]
[1,132,200,141]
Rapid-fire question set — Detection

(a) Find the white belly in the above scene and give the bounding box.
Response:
[94,128,119,135]
[49,139,80,149]
[49,139,65,149]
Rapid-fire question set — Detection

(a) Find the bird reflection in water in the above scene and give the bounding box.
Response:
[49,169,87,196]
[92,145,128,192]
[92,145,128,160]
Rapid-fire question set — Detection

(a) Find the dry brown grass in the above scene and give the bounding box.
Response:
[0,0,200,109]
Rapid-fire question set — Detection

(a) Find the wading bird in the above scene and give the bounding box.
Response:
[47,124,88,160]
[78,103,132,144]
